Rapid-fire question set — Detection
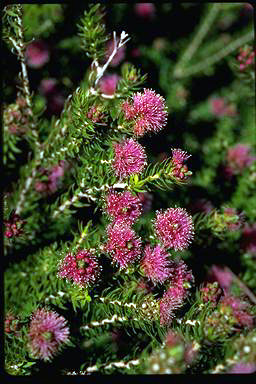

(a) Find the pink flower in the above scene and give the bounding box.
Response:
[141,244,172,285]
[159,260,193,325]
[237,46,255,71]
[241,223,256,255]
[105,190,142,224]
[226,144,256,175]
[104,222,142,269]
[154,207,194,250]
[58,249,100,287]
[229,363,256,374]
[134,3,156,18]
[112,138,147,180]
[27,309,70,361]
[200,282,223,307]
[99,74,120,95]
[122,88,168,137]
[39,78,57,96]
[170,148,191,180]
[25,40,49,68]
[105,39,126,67]
[208,265,233,292]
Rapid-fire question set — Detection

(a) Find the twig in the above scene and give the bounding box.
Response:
[65,358,140,375]
[224,266,256,305]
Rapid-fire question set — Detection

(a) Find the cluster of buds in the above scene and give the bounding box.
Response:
[203,295,254,342]
[4,211,26,239]
[146,331,199,374]
[4,97,30,135]
[169,148,192,181]
[208,207,244,235]
[237,46,255,71]
[4,312,20,335]
[210,97,237,117]
[200,282,223,308]
[87,105,107,123]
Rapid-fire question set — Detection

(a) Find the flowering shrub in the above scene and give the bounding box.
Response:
[3,3,255,376]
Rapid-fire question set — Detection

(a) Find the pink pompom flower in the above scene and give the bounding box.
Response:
[170,148,192,181]
[25,40,49,68]
[141,244,172,285]
[122,88,168,137]
[105,190,142,224]
[134,3,156,18]
[27,309,70,361]
[112,138,147,180]
[154,207,194,250]
[57,249,100,287]
[99,74,120,95]
[104,222,142,269]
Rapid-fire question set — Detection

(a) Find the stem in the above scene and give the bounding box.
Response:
[65,359,140,375]
[224,266,256,305]
[80,314,130,330]
[173,4,221,77]
[174,31,254,79]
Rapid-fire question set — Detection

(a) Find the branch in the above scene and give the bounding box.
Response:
[65,359,140,375]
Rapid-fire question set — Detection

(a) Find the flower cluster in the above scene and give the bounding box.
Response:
[27,309,70,361]
[4,211,26,239]
[122,88,168,137]
[112,138,147,179]
[57,249,100,287]
[170,148,192,181]
[87,105,107,123]
[25,40,49,68]
[154,207,194,251]
[134,3,156,19]
[210,97,237,117]
[219,295,254,328]
[35,161,66,195]
[141,244,172,285]
[104,222,142,269]
[99,74,120,95]
[4,97,30,135]
[237,46,255,71]
[4,312,20,335]
[200,282,223,307]
[225,144,256,176]
[160,260,194,325]
[104,190,142,224]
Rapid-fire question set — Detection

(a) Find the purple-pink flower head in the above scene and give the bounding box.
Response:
[141,244,172,285]
[57,249,100,287]
[171,148,191,180]
[99,74,120,95]
[134,3,156,18]
[112,138,147,180]
[122,88,168,137]
[154,207,194,251]
[159,260,193,325]
[27,309,70,361]
[105,190,142,224]
[25,40,49,68]
[226,144,256,175]
[105,222,142,269]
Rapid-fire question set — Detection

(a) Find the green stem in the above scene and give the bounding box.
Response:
[174,30,254,79]
[173,4,221,77]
